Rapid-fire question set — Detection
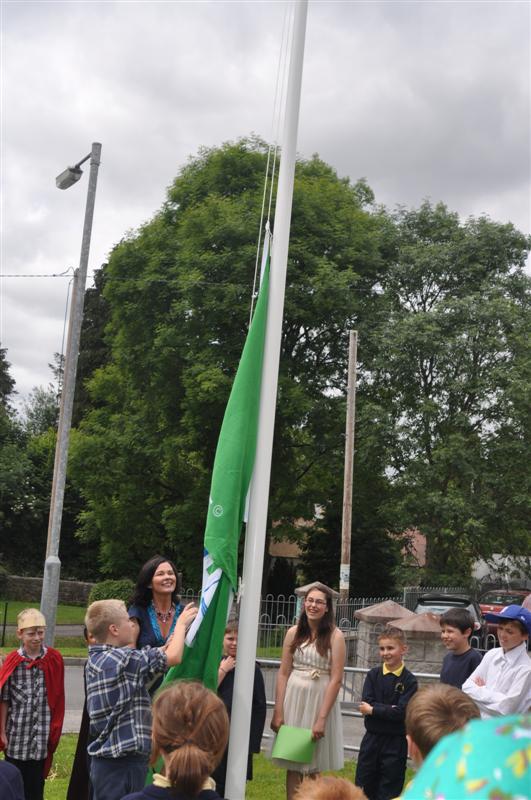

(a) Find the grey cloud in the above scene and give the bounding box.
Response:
[2,0,529,400]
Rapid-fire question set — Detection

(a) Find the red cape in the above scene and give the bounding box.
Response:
[0,647,65,777]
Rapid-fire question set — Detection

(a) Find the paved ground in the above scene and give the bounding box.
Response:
[64,665,86,733]
[64,665,366,754]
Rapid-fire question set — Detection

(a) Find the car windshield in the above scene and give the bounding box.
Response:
[481,592,525,605]
[415,601,479,622]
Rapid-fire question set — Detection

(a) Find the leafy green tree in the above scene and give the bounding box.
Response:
[73,268,110,426]
[70,139,388,585]
[266,558,297,598]
[367,202,531,582]
[0,347,33,570]
[0,346,16,406]
[22,385,59,436]
[298,390,401,597]
[68,147,530,591]
[0,349,98,577]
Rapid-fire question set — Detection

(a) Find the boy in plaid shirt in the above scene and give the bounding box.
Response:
[0,608,65,800]
[85,598,197,800]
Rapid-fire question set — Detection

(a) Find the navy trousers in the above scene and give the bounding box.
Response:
[90,754,148,800]
[355,731,408,800]
[4,757,45,800]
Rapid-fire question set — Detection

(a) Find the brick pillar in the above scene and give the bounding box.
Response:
[390,612,447,684]
[353,600,416,697]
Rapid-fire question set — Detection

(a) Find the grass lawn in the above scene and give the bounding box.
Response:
[256,646,282,659]
[0,640,283,660]
[44,734,78,799]
[0,636,88,658]
[1,638,282,661]
[0,601,284,660]
[40,738,358,800]
[0,600,86,624]
[247,753,357,798]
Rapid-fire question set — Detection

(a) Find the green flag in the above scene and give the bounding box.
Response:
[163,246,270,691]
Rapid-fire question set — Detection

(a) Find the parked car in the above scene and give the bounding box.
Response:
[479,589,530,635]
[413,594,487,637]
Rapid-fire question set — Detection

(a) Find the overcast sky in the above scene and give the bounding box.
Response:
[1,0,529,405]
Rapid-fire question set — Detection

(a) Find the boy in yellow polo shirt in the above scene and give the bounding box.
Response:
[355,628,418,800]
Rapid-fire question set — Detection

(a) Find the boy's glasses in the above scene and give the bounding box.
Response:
[305,598,326,606]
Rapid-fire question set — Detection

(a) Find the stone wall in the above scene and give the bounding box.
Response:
[404,634,447,680]
[6,575,94,605]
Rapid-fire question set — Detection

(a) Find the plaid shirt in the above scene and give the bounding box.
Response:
[0,647,51,761]
[86,645,167,758]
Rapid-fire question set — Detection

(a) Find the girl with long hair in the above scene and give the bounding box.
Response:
[121,682,229,800]
[271,582,345,800]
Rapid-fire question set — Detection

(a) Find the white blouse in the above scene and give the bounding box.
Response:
[462,641,531,718]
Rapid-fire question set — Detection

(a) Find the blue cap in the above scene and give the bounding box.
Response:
[483,604,531,636]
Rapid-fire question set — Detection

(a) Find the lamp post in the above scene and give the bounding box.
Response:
[40,142,102,645]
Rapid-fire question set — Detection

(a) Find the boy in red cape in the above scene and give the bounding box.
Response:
[0,608,65,800]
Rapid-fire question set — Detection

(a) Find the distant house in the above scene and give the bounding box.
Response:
[269,538,302,567]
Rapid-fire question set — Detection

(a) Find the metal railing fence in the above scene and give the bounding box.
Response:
[181,586,494,655]
[257,658,440,754]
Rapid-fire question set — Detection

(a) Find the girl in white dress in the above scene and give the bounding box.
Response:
[271,582,346,800]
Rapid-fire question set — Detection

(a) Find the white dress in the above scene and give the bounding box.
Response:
[271,639,344,773]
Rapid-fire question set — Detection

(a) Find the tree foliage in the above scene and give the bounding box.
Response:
[0,346,16,407]
[0,349,99,578]
[5,143,527,592]
[21,385,59,436]
[366,202,531,582]
[69,139,389,586]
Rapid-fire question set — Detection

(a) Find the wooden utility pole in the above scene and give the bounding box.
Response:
[340,330,357,603]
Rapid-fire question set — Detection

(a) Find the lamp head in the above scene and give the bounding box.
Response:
[56,166,83,190]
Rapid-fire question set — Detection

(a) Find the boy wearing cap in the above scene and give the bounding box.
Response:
[0,608,65,800]
[462,604,531,718]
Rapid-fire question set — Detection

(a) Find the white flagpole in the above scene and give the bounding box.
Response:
[224,2,309,798]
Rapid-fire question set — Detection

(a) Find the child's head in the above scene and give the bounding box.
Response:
[85,599,134,646]
[497,619,528,652]
[16,608,46,656]
[405,683,480,766]
[483,604,531,652]
[439,608,475,635]
[295,776,368,800]
[151,682,229,795]
[378,627,407,670]
[439,608,475,653]
[402,714,529,800]
[223,619,238,657]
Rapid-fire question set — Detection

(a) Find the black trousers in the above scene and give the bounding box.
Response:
[5,757,45,800]
[355,731,407,800]
[212,750,253,797]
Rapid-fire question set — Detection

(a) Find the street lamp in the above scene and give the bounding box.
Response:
[40,142,102,645]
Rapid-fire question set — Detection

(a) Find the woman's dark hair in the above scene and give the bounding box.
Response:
[290,590,336,657]
[128,554,181,608]
[151,682,229,795]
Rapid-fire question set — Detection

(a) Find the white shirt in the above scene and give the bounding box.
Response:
[462,642,531,718]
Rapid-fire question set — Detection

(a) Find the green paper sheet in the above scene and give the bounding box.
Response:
[272,725,316,764]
